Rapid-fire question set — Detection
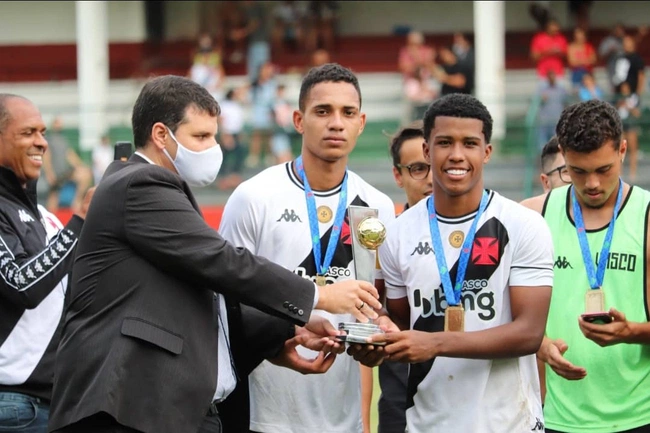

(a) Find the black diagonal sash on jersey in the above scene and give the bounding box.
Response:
[407,216,510,409]
[295,196,369,281]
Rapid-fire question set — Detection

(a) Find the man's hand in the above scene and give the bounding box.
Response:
[299,315,345,355]
[347,343,389,367]
[369,330,440,363]
[269,334,338,375]
[74,186,96,220]
[316,280,381,323]
[579,308,632,347]
[374,315,401,333]
[538,337,586,380]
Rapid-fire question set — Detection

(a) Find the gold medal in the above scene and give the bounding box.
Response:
[585,288,606,313]
[449,230,464,248]
[317,205,333,223]
[444,305,465,332]
[315,275,327,286]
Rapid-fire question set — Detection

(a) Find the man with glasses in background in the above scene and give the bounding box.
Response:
[540,136,571,193]
[378,120,432,433]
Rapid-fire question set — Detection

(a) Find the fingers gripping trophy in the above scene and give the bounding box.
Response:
[338,206,388,345]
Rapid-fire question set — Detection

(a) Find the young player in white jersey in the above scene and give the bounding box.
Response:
[351,94,554,433]
[219,63,396,433]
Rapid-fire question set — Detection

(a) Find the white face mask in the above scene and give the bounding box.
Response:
[163,128,223,187]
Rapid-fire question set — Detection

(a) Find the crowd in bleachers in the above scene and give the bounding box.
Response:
[529,3,646,181]
[183,1,338,191]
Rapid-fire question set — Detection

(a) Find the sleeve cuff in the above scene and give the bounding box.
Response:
[386,283,407,300]
[312,282,319,309]
[64,214,84,237]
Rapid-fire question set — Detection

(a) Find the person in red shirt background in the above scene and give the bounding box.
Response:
[567,27,596,90]
[531,19,568,85]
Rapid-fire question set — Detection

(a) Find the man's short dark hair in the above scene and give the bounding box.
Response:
[389,120,424,169]
[555,100,622,154]
[131,75,220,149]
[422,93,493,143]
[298,63,362,111]
[540,136,560,172]
[0,93,28,134]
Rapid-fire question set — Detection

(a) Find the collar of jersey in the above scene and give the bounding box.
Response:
[434,189,494,225]
[285,161,345,198]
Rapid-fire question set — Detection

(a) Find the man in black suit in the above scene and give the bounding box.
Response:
[48,75,381,433]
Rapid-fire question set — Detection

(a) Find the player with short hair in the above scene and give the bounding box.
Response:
[352,93,554,433]
[522,99,650,433]
[219,63,396,433]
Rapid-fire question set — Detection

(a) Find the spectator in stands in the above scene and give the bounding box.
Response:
[271,1,307,54]
[398,31,435,80]
[598,23,627,92]
[217,1,247,64]
[231,1,271,83]
[42,116,92,213]
[616,82,642,182]
[404,67,438,122]
[91,134,113,185]
[577,72,603,101]
[537,70,568,151]
[271,84,294,164]
[311,48,331,69]
[611,35,645,181]
[452,32,475,86]
[305,1,339,52]
[530,19,568,84]
[567,27,596,90]
[188,33,225,101]
[217,87,247,191]
[599,24,648,93]
[433,46,473,96]
[613,35,645,96]
[246,62,278,168]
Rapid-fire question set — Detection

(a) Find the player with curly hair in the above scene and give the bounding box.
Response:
[522,99,650,433]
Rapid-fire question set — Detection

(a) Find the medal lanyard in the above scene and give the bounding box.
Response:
[571,179,623,290]
[427,190,489,306]
[295,156,348,276]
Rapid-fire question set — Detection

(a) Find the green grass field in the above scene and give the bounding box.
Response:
[370,368,381,430]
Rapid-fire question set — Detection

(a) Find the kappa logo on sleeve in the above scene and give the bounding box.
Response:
[276,209,302,223]
[18,209,35,223]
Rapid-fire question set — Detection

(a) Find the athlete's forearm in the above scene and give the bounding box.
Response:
[626,321,650,344]
[435,320,544,360]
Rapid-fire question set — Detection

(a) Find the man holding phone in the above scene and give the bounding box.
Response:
[521,100,650,433]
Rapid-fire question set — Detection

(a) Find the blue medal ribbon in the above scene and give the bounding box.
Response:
[295,156,348,277]
[427,190,489,306]
[571,179,623,290]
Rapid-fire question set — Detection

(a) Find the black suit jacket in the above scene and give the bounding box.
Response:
[48,156,315,433]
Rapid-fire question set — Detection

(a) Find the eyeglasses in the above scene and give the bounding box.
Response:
[545,164,572,184]
[396,162,431,180]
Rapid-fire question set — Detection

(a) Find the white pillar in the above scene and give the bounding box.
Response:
[473,1,505,142]
[76,1,109,152]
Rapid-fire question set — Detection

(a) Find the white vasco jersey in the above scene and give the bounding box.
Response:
[219,162,395,433]
[379,191,553,433]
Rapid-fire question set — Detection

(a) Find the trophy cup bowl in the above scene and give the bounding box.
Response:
[356,216,387,250]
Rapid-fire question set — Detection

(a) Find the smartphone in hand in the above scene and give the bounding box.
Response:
[581,312,613,325]
[114,141,133,161]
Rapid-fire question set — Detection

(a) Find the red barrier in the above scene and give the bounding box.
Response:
[54,204,404,230]
[54,206,226,229]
